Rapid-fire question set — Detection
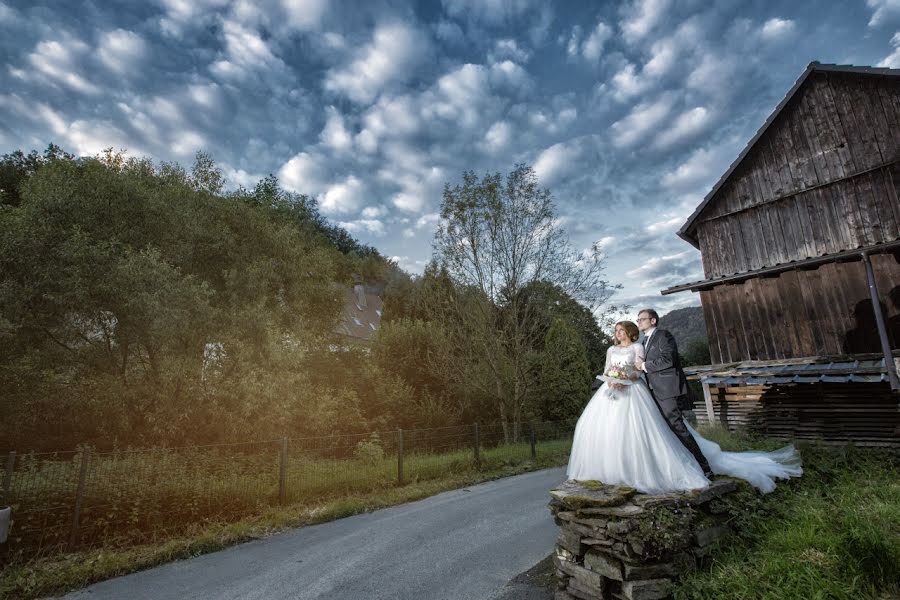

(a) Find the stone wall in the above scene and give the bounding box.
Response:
[548,479,743,600]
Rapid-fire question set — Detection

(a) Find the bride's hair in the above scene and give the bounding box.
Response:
[614,321,639,343]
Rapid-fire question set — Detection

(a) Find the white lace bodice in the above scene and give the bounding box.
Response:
[605,343,644,368]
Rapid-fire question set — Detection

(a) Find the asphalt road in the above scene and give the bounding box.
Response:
[62,466,566,600]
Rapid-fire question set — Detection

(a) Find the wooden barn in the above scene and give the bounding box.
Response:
[661,62,900,447]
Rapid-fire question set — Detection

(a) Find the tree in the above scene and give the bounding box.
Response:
[432,165,615,440]
[519,281,613,375]
[681,337,712,367]
[536,319,591,422]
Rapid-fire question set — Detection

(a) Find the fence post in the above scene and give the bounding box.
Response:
[473,423,480,470]
[67,447,91,552]
[397,429,404,485]
[2,451,14,504]
[278,438,288,505]
[529,422,536,459]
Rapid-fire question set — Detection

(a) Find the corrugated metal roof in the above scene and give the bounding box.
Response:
[688,355,894,385]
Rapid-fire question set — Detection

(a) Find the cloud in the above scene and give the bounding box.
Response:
[489,59,532,91]
[660,147,717,190]
[565,21,612,63]
[320,175,367,215]
[626,250,702,290]
[620,0,670,44]
[96,29,147,74]
[25,37,99,95]
[361,205,388,218]
[319,106,353,152]
[878,32,900,67]
[442,0,541,25]
[324,22,430,104]
[338,218,385,236]
[482,120,512,153]
[654,106,713,149]
[581,21,613,62]
[489,39,531,63]
[279,151,329,195]
[610,63,652,102]
[281,0,328,31]
[759,18,796,41]
[533,140,582,185]
[867,0,900,27]
[416,212,440,229]
[610,96,673,148]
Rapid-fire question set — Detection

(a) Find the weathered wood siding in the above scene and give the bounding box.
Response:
[692,382,900,448]
[701,252,900,363]
[694,71,900,279]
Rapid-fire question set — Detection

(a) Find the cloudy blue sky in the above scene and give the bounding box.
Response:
[2,0,900,317]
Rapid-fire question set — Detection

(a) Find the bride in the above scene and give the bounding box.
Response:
[567,320,802,495]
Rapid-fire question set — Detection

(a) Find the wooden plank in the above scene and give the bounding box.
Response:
[792,84,827,187]
[714,286,738,363]
[758,276,787,360]
[776,197,803,260]
[838,74,886,170]
[796,267,829,355]
[702,382,716,424]
[817,74,855,178]
[731,281,755,360]
[700,290,723,365]
[881,162,900,240]
[836,261,871,354]
[859,76,895,164]
[812,186,844,254]
[700,290,724,365]
[827,181,866,249]
[783,269,816,356]
[757,137,784,202]
[874,78,900,163]
[743,277,772,360]
[726,214,749,274]
[698,226,715,278]
[803,75,841,182]
[811,263,844,355]
[854,172,885,245]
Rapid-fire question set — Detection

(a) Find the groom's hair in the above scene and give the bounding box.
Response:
[639,308,659,325]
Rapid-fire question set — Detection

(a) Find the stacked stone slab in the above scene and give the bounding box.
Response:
[549,479,740,600]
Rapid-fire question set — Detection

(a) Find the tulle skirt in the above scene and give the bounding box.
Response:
[566,381,802,494]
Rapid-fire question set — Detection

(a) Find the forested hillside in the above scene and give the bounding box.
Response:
[0,150,613,451]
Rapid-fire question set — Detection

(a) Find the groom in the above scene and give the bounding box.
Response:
[634,308,713,478]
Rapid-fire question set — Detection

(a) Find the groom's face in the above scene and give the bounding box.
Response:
[636,312,653,332]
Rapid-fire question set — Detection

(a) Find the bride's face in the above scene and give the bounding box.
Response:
[615,325,629,344]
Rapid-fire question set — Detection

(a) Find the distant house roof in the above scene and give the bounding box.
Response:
[335,284,383,342]
[678,61,900,248]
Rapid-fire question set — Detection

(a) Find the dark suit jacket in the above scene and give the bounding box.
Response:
[643,328,689,400]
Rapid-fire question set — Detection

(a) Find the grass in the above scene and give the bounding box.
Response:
[0,438,572,600]
[675,424,900,600]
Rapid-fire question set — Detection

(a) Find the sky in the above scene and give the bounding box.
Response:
[2,0,900,318]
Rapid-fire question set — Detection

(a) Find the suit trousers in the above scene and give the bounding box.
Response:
[653,394,711,473]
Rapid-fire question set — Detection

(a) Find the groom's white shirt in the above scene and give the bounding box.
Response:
[640,327,656,372]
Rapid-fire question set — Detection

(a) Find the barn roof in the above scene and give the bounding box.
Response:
[678,61,900,248]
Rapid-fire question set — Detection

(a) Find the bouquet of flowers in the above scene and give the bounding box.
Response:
[598,364,637,386]
[597,364,638,398]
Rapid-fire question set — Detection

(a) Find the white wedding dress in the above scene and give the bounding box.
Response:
[567,343,802,495]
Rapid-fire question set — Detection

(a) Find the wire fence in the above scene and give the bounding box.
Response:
[0,418,576,565]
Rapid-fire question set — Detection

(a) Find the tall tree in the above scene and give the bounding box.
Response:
[432,165,615,439]
[537,319,591,422]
